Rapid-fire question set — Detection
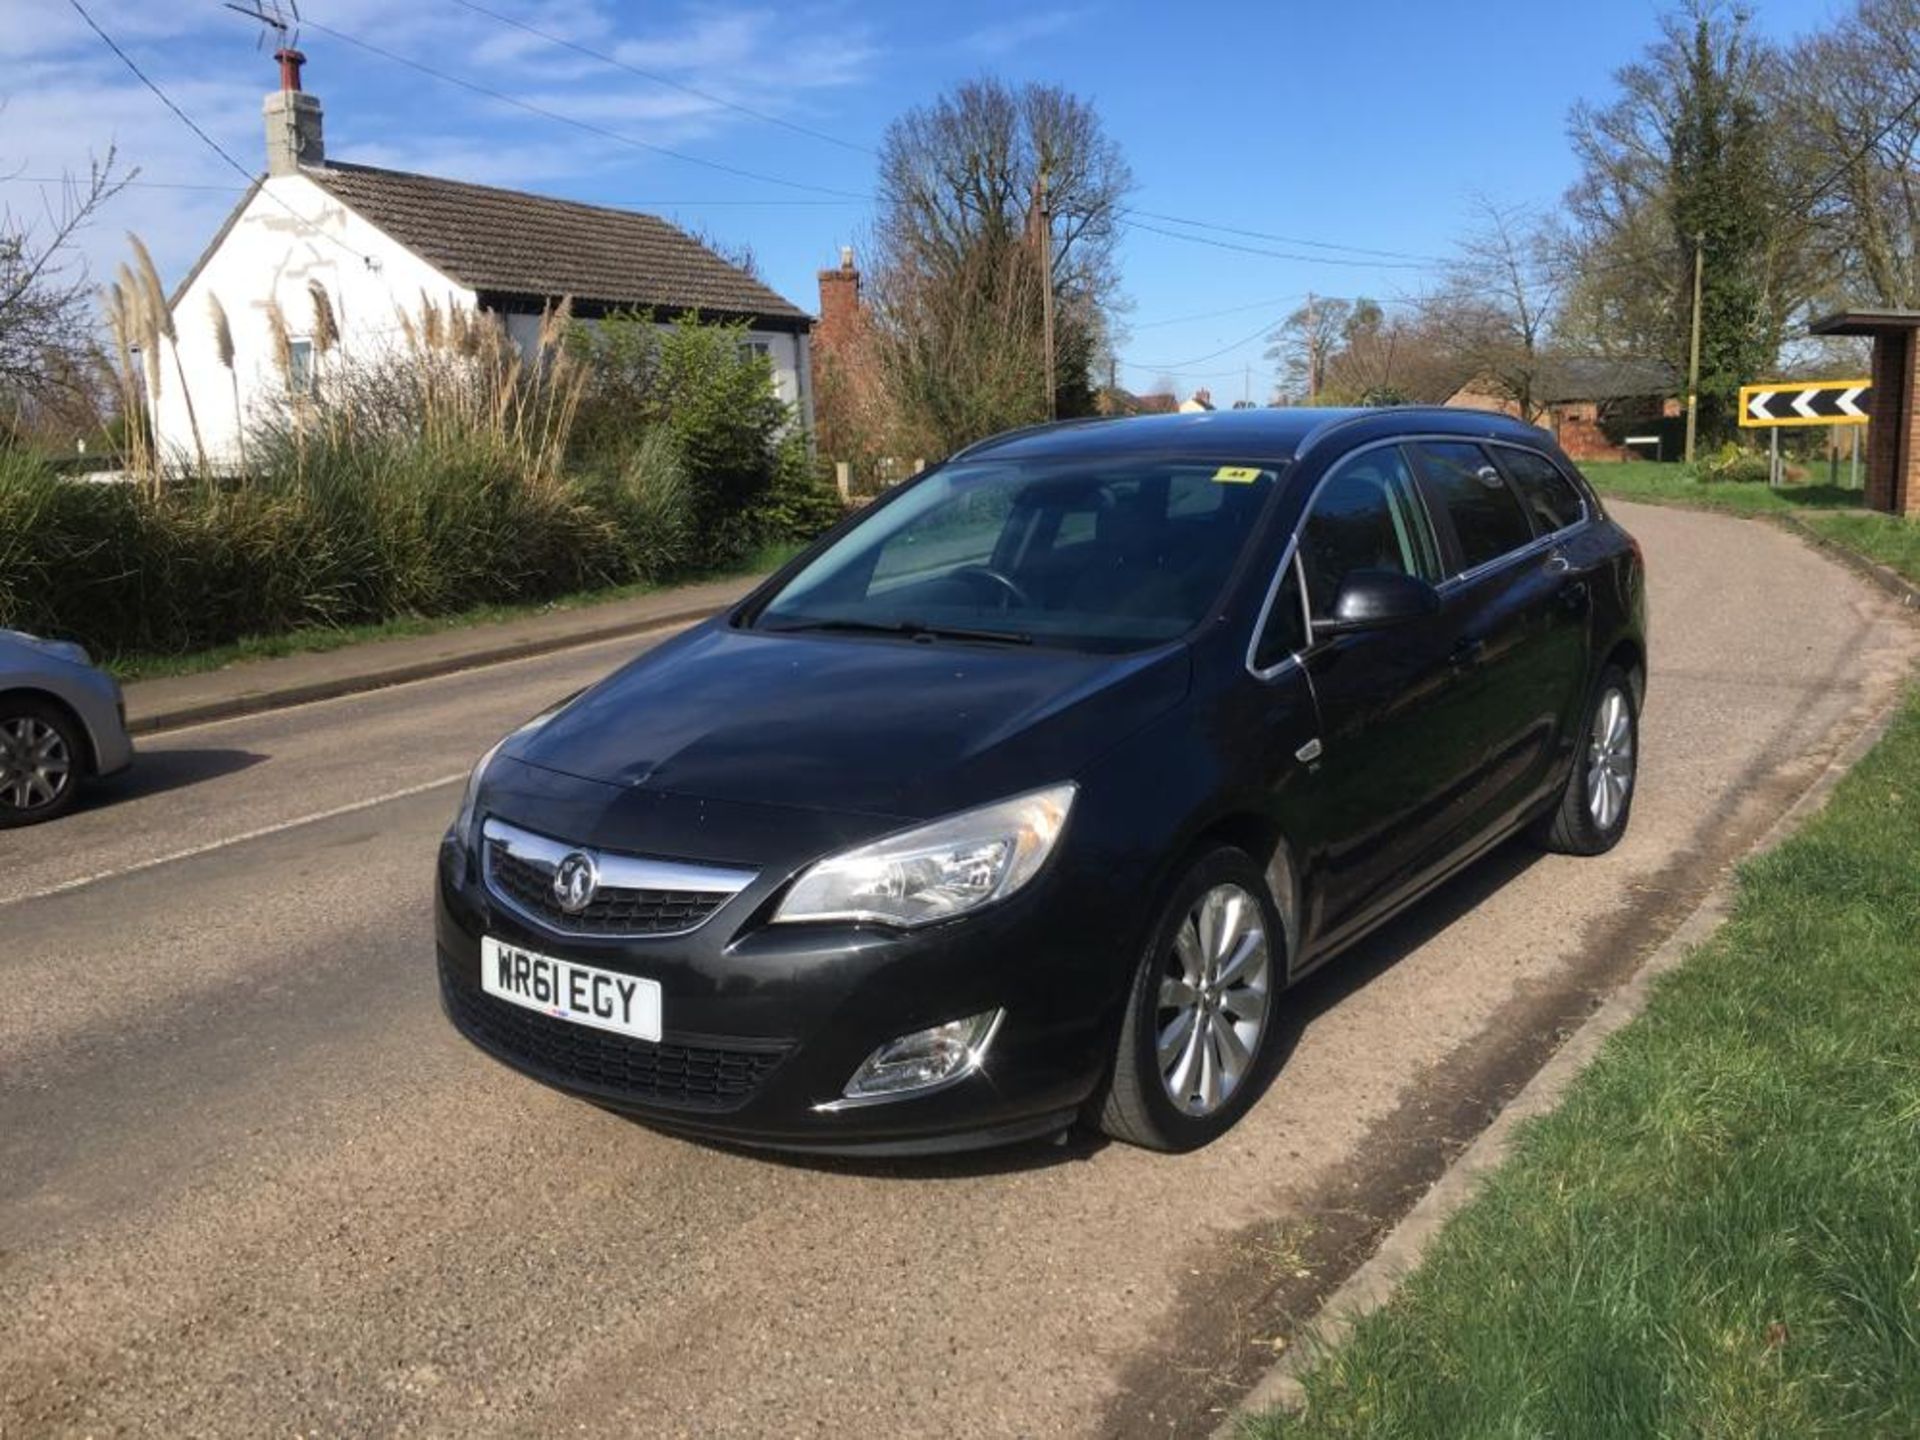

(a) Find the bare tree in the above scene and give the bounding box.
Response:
[1777,0,1920,308]
[867,234,1046,459]
[870,77,1133,452]
[0,145,130,436]
[1421,198,1565,421]
[1263,296,1351,402]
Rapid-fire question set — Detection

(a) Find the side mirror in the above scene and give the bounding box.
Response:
[1316,568,1440,635]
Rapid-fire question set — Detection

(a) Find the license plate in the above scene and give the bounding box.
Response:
[480,937,662,1042]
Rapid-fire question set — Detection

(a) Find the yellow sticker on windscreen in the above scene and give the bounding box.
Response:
[1213,466,1262,484]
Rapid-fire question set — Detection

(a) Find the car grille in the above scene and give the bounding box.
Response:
[485,840,728,936]
[442,952,788,1111]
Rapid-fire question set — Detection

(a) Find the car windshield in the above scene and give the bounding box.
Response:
[755,457,1283,652]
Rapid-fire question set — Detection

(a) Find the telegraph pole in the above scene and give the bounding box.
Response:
[1037,166,1056,420]
[1684,231,1704,464]
[1305,291,1318,404]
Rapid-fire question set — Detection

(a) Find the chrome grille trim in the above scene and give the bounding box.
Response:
[480,817,757,939]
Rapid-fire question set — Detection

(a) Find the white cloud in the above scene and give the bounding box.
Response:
[960,8,1085,56]
[0,0,876,296]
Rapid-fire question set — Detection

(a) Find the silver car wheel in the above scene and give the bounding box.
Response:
[1586,686,1634,831]
[0,715,73,813]
[1156,882,1271,1117]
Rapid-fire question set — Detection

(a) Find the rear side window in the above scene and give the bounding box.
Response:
[1297,447,1441,620]
[1410,441,1536,573]
[1498,447,1587,533]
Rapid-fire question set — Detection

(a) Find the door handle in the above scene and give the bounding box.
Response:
[1449,636,1486,667]
[1544,552,1572,574]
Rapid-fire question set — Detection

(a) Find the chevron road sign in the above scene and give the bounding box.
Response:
[1738,379,1872,427]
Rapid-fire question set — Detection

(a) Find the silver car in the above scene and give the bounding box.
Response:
[0,629,133,826]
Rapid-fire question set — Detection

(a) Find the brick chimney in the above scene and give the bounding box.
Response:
[816,246,862,355]
[263,48,324,176]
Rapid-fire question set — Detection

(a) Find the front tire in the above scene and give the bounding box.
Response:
[0,699,84,828]
[1534,664,1639,856]
[1098,847,1285,1152]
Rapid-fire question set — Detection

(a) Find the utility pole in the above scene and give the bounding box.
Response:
[1684,231,1704,464]
[1037,165,1056,420]
[1305,291,1318,405]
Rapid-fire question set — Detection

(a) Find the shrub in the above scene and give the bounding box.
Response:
[757,429,847,545]
[2,303,837,662]
[570,311,796,567]
[1688,443,1772,484]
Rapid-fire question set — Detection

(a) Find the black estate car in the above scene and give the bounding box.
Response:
[437,407,1646,1154]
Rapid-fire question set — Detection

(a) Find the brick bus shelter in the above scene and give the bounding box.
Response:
[1809,309,1920,517]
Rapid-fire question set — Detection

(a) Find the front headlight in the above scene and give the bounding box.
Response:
[773,783,1076,928]
[452,735,508,846]
[451,702,567,844]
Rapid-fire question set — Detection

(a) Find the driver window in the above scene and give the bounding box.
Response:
[868,487,1015,594]
[1298,447,1440,621]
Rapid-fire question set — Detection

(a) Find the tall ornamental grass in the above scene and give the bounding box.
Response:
[0,297,838,660]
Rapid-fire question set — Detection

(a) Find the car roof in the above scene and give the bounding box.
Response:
[952,406,1556,467]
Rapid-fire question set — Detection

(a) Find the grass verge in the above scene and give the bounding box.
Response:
[104,541,803,683]
[1248,686,1920,1438]
[1586,461,1920,589]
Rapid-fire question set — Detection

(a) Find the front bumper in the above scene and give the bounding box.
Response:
[434,831,1125,1154]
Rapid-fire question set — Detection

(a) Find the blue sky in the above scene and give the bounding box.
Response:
[4,0,1845,399]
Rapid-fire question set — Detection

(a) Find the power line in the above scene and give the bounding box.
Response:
[1791,83,1920,215]
[65,0,374,266]
[1129,293,1306,330]
[1121,208,1448,264]
[1123,315,1281,372]
[442,0,876,157]
[298,16,876,202]
[1118,215,1432,270]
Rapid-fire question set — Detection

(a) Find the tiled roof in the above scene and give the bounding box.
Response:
[305,161,809,324]
[1534,357,1678,404]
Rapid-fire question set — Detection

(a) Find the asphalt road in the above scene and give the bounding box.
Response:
[3,502,1915,1438]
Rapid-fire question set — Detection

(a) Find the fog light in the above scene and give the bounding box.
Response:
[818,1009,1004,1109]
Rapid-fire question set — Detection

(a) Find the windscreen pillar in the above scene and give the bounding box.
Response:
[1809,309,1920,518]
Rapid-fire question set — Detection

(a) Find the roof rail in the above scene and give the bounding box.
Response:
[1291,404,1544,462]
[949,415,1114,462]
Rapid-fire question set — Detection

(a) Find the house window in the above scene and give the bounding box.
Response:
[737,340,772,362]
[287,338,316,397]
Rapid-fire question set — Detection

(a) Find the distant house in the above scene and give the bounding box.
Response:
[155,50,812,467]
[1094,387,1179,417]
[1178,387,1216,414]
[1446,358,1680,462]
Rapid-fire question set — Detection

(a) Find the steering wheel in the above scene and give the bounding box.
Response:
[950,564,1033,610]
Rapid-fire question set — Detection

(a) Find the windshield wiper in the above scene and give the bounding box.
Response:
[762,617,1033,646]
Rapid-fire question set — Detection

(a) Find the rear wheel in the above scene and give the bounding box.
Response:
[0,699,83,828]
[1534,665,1638,856]
[1099,847,1285,1151]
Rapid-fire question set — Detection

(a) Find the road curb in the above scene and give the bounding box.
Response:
[124,596,729,737]
[1770,512,1920,611]
[1215,642,1914,1434]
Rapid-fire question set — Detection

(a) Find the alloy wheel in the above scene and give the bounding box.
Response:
[0,715,73,814]
[1156,882,1272,1117]
[1587,686,1634,830]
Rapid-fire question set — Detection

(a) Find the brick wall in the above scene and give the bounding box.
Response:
[1866,331,1920,517]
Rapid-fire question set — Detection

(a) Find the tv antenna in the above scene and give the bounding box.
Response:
[224,0,302,50]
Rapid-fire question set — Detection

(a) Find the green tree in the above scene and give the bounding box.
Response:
[1670,8,1776,438]
[1563,2,1792,441]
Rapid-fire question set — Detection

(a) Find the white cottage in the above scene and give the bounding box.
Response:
[156,50,814,467]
